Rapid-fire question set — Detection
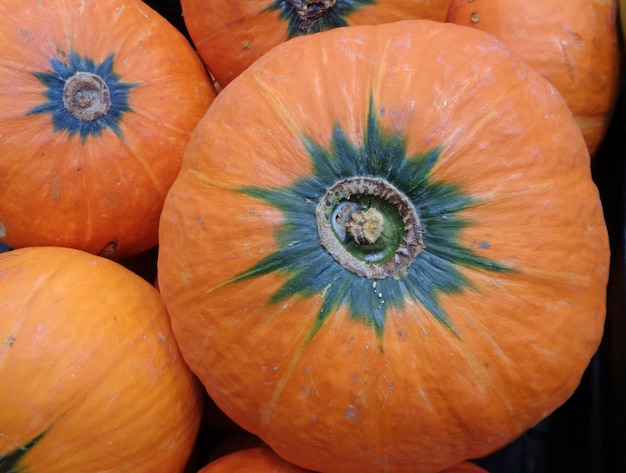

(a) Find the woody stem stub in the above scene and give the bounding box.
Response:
[63,72,111,121]
[287,0,337,32]
[316,177,425,279]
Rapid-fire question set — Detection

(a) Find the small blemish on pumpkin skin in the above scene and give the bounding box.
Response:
[97,240,119,258]
[16,27,34,45]
[469,240,490,249]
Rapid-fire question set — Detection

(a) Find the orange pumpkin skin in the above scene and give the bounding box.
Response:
[198,447,312,473]
[446,0,621,156]
[0,246,203,472]
[157,20,609,473]
[197,449,488,473]
[0,0,216,259]
[180,0,452,88]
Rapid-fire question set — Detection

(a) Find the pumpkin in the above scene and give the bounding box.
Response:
[179,0,452,88]
[0,246,202,472]
[446,0,621,156]
[157,20,609,473]
[0,0,216,259]
[198,446,311,473]
[198,447,489,473]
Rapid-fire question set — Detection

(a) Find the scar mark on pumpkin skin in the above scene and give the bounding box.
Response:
[559,39,579,86]
[51,173,61,202]
[306,369,323,401]
[97,240,119,258]
[380,381,393,409]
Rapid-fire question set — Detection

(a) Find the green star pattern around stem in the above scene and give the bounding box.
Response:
[265,0,376,38]
[29,49,136,143]
[0,430,47,473]
[234,99,512,340]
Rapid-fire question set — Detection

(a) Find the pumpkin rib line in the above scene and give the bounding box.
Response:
[115,130,166,194]
[0,261,65,371]
[128,105,197,137]
[433,68,533,171]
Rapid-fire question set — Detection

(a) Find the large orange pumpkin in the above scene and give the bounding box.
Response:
[198,446,311,473]
[0,246,203,472]
[197,447,489,472]
[0,0,216,259]
[446,0,621,156]
[180,0,452,88]
[157,20,609,473]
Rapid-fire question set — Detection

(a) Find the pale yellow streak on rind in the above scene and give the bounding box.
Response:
[0,267,50,370]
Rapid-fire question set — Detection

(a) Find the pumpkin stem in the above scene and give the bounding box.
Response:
[286,0,337,33]
[346,207,384,245]
[63,72,111,121]
[316,177,425,279]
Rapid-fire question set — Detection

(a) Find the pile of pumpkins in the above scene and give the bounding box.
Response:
[0,1,622,472]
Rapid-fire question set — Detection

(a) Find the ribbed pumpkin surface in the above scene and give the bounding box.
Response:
[446,0,621,156]
[199,447,311,472]
[0,246,202,472]
[0,0,215,259]
[157,20,609,473]
[180,0,452,87]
